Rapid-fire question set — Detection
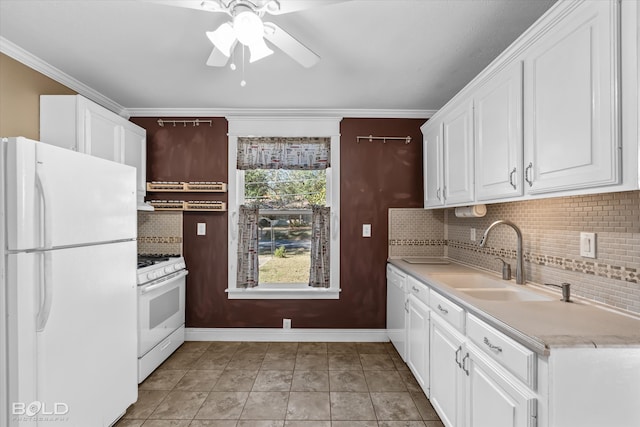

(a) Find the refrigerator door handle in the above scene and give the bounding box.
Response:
[36,252,54,331]
[35,163,53,250]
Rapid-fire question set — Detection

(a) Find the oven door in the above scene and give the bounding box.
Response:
[137,270,187,356]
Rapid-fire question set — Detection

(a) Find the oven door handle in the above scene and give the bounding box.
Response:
[140,270,188,295]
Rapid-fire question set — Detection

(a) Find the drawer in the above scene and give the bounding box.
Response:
[467,314,536,389]
[407,275,429,306]
[429,290,465,332]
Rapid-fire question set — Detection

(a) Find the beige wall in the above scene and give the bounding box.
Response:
[0,53,75,140]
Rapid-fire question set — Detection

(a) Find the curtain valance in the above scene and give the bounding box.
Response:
[237,137,331,170]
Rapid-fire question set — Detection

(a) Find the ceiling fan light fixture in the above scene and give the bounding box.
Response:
[248,37,274,63]
[206,22,235,57]
[233,9,264,45]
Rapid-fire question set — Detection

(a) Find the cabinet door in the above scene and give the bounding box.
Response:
[407,294,430,396]
[524,0,620,194]
[475,61,524,201]
[442,101,475,204]
[423,121,444,208]
[82,99,123,163]
[123,123,147,204]
[466,346,537,427]
[430,315,465,427]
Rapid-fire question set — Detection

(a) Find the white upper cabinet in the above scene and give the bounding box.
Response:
[523,0,620,194]
[423,120,444,208]
[41,95,122,162]
[82,100,123,163]
[422,101,474,208]
[442,100,475,205]
[474,61,524,201]
[421,0,635,209]
[122,122,148,208]
[40,95,151,210]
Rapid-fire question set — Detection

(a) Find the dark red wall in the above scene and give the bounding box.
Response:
[131,117,425,329]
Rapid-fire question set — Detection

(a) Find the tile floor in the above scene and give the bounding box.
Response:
[116,341,444,427]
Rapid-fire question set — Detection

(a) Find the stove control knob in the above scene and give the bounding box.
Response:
[177,262,186,270]
[147,272,155,280]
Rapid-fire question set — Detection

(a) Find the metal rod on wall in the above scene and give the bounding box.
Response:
[356,135,412,144]
[157,119,213,127]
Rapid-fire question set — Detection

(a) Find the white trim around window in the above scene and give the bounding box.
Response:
[226,116,342,299]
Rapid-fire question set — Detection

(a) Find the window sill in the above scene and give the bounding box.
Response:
[226,287,341,300]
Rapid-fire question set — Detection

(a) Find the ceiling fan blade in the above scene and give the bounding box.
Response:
[206,47,232,67]
[263,22,319,68]
[141,0,227,14]
[267,0,351,15]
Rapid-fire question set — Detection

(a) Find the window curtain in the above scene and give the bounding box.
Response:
[309,205,331,288]
[237,137,331,170]
[237,205,260,288]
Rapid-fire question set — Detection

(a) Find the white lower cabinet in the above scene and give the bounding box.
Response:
[430,312,537,427]
[406,293,430,396]
[430,314,466,427]
[466,345,537,427]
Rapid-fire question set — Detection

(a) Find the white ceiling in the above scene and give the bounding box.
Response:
[0,0,556,116]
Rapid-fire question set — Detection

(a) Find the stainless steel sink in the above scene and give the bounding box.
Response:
[429,273,508,289]
[461,288,554,302]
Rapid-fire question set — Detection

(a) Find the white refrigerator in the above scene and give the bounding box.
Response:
[1,137,138,426]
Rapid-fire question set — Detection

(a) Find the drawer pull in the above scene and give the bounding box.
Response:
[484,337,503,353]
[411,286,420,293]
[437,304,449,314]
[455,346,462,368]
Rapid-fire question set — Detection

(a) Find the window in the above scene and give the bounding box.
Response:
[245,169,325,285]
[226,117,341,299]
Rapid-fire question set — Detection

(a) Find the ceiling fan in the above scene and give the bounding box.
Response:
[145,0,344,68]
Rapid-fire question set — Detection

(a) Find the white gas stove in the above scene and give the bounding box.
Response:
[136,254,187,382]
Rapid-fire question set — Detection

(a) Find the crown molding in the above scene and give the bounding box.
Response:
[0,37,129,118]
[126,108,435,119]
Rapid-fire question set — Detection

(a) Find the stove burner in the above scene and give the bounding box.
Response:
[137,254,181,269]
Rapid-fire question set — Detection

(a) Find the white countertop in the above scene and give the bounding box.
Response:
[388,258,640,355]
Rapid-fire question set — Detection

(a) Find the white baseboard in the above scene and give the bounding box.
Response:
[185,328,390,342]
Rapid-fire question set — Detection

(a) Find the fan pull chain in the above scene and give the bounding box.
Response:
[240,45,247,87]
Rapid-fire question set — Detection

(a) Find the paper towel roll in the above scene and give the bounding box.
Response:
[454,205,487,218]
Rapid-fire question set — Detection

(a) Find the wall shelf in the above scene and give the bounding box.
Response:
[148,200,227,212]
[147,181,227,192]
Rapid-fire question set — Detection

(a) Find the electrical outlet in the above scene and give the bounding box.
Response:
[197,223,206,236]
[470,228,476,242]
[363,224,371,237]
[580,232,596,258]
[283,318,291,329]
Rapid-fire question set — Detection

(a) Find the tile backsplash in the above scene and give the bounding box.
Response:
[388,191,640,315]
[388,208,445,258]
[137,211,183,255]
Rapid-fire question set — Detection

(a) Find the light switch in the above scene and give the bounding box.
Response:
[197,223,206,236]
[363,224,371,238]
[580,232,596,258]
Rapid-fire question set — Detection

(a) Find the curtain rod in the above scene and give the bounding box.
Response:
[157,118,213,127]
[357,135,412,144]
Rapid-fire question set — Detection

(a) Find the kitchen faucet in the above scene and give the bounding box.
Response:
[479,220,525,285]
